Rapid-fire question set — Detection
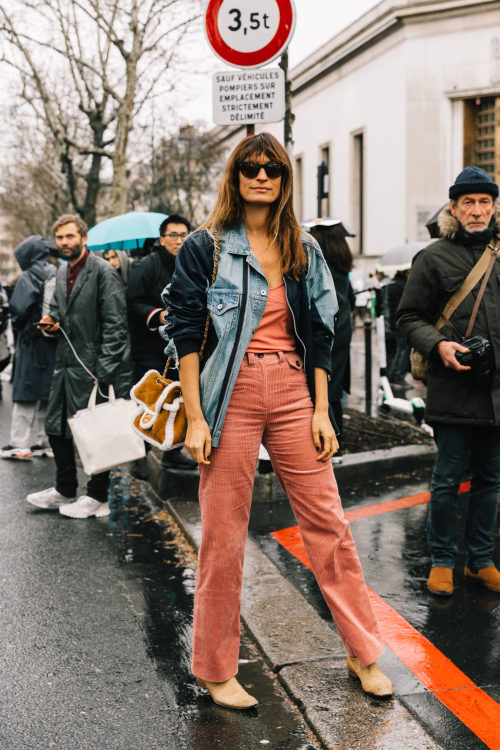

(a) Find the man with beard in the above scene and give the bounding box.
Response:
[397,167,500,596]
[26,214,132,518]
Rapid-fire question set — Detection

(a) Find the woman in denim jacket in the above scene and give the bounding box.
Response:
[163,133,393,709]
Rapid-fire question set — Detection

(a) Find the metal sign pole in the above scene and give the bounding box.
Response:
[279,50,293,153]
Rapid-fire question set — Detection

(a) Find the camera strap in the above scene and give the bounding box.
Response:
[435,240,499,334]
[464,239,500,338]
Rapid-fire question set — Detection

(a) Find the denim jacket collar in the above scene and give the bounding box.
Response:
[224,221,252,256]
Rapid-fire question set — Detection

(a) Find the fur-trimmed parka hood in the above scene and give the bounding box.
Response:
[437,205,500,240]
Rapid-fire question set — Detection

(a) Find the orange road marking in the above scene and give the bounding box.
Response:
[270,480,500,749]
[345,481,470,522]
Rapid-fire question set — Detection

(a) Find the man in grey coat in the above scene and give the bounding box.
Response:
[397,167,500,596]
[26,214,132,519]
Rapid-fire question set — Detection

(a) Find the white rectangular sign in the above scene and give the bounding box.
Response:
[212,68,285,125]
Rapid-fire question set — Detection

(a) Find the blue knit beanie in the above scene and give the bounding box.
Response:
[449,166,499,200]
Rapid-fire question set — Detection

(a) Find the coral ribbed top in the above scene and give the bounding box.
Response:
[247,283,296,353]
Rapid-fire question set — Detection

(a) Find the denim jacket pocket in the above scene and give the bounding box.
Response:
[206,289,240,345]
[207,289,239,316]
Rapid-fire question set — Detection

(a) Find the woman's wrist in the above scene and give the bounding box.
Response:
[314,403,329,415]
[186,411,206,423]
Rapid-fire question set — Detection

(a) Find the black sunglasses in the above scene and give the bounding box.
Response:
[238,161,284,180]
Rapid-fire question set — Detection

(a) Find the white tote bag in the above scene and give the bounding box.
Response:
[68,384,145,475]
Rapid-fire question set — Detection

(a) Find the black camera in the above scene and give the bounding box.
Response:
[455,335,493,386]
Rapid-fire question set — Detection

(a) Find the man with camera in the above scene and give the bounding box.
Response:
[397,166,500,596]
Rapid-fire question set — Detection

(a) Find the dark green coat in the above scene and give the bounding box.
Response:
[45,251,132,438]
[396,207,500,426]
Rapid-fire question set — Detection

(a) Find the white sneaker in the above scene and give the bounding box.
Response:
[95,502,110,518]
[26,486,76,509]
[59,495,105,518]
[2,445,32,460]
[30,444,54,458]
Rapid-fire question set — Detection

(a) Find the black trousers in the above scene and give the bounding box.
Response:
[48,434,109,503]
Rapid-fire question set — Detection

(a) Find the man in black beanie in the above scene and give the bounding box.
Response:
[397,166,500,596]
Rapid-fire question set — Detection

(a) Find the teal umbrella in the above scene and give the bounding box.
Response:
[86,211,168,251]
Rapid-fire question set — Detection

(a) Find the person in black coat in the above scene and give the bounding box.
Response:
[310,222,355,457]
[126,214,196,475]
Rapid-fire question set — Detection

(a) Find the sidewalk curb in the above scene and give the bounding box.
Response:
[147,443,436,504]
[161,497,442,750]
[143,449,443,750]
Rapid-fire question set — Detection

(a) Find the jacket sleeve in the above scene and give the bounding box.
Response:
[9,273,39,331]
[95,264,130,383]
[161,231,213,362]
[396,250,447,357]
[307,243,337,373]
[126,256,163,330]
[49,267,64,323]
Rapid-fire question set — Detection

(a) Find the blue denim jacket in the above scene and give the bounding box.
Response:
[162,222,338,446]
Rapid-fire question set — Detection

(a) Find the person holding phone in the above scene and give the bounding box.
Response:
[26,214,132,518]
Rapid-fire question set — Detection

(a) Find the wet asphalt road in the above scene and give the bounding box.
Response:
[3,369,500,750]
[0,385,318,750]
[252,471,500,750]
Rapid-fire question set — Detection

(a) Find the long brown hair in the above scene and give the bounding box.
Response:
[200,132,307,279]
[310,224,353,275]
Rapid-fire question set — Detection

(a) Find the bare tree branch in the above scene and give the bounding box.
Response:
[0,0,201,221]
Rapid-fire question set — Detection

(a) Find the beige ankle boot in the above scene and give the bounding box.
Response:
[196,676,258,709]
[346,656,394,698]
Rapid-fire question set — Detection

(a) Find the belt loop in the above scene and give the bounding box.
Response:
[246,352,256,366]
[277,351,285,363]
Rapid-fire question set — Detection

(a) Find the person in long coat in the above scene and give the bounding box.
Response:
[26,214,132,518]
[1,236,57,459]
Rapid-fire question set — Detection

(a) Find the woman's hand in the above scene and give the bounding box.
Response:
[312,410,339,462]
[178,352,211,465]
[312,367,338,461]
[184,416,212,465]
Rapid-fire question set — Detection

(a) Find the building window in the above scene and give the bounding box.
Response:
[463,96,500,182]
[319,145,330,216]
[352,132,364,254]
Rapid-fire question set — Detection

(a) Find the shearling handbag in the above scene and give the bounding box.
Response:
[130,230,220,451]
[410,241,499,381]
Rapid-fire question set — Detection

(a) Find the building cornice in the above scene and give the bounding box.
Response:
[291,0,499,95]
[445,85,500,99]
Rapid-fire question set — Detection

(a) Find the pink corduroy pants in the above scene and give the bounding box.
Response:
[192,351,384,682]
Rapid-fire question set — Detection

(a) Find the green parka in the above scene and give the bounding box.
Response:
[45,251,133,438]
[396,207,500,426]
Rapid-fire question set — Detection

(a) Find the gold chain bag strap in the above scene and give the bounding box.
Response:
[130,230,220,450]
[410,240,499,381]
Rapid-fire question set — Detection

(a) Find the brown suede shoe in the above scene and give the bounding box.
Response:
[346,656,394,699]
[427,566,453,596]
[196,676,258,709]
[464,565,500,593]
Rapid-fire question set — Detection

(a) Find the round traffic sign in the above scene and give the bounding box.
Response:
[205,0,295,69]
